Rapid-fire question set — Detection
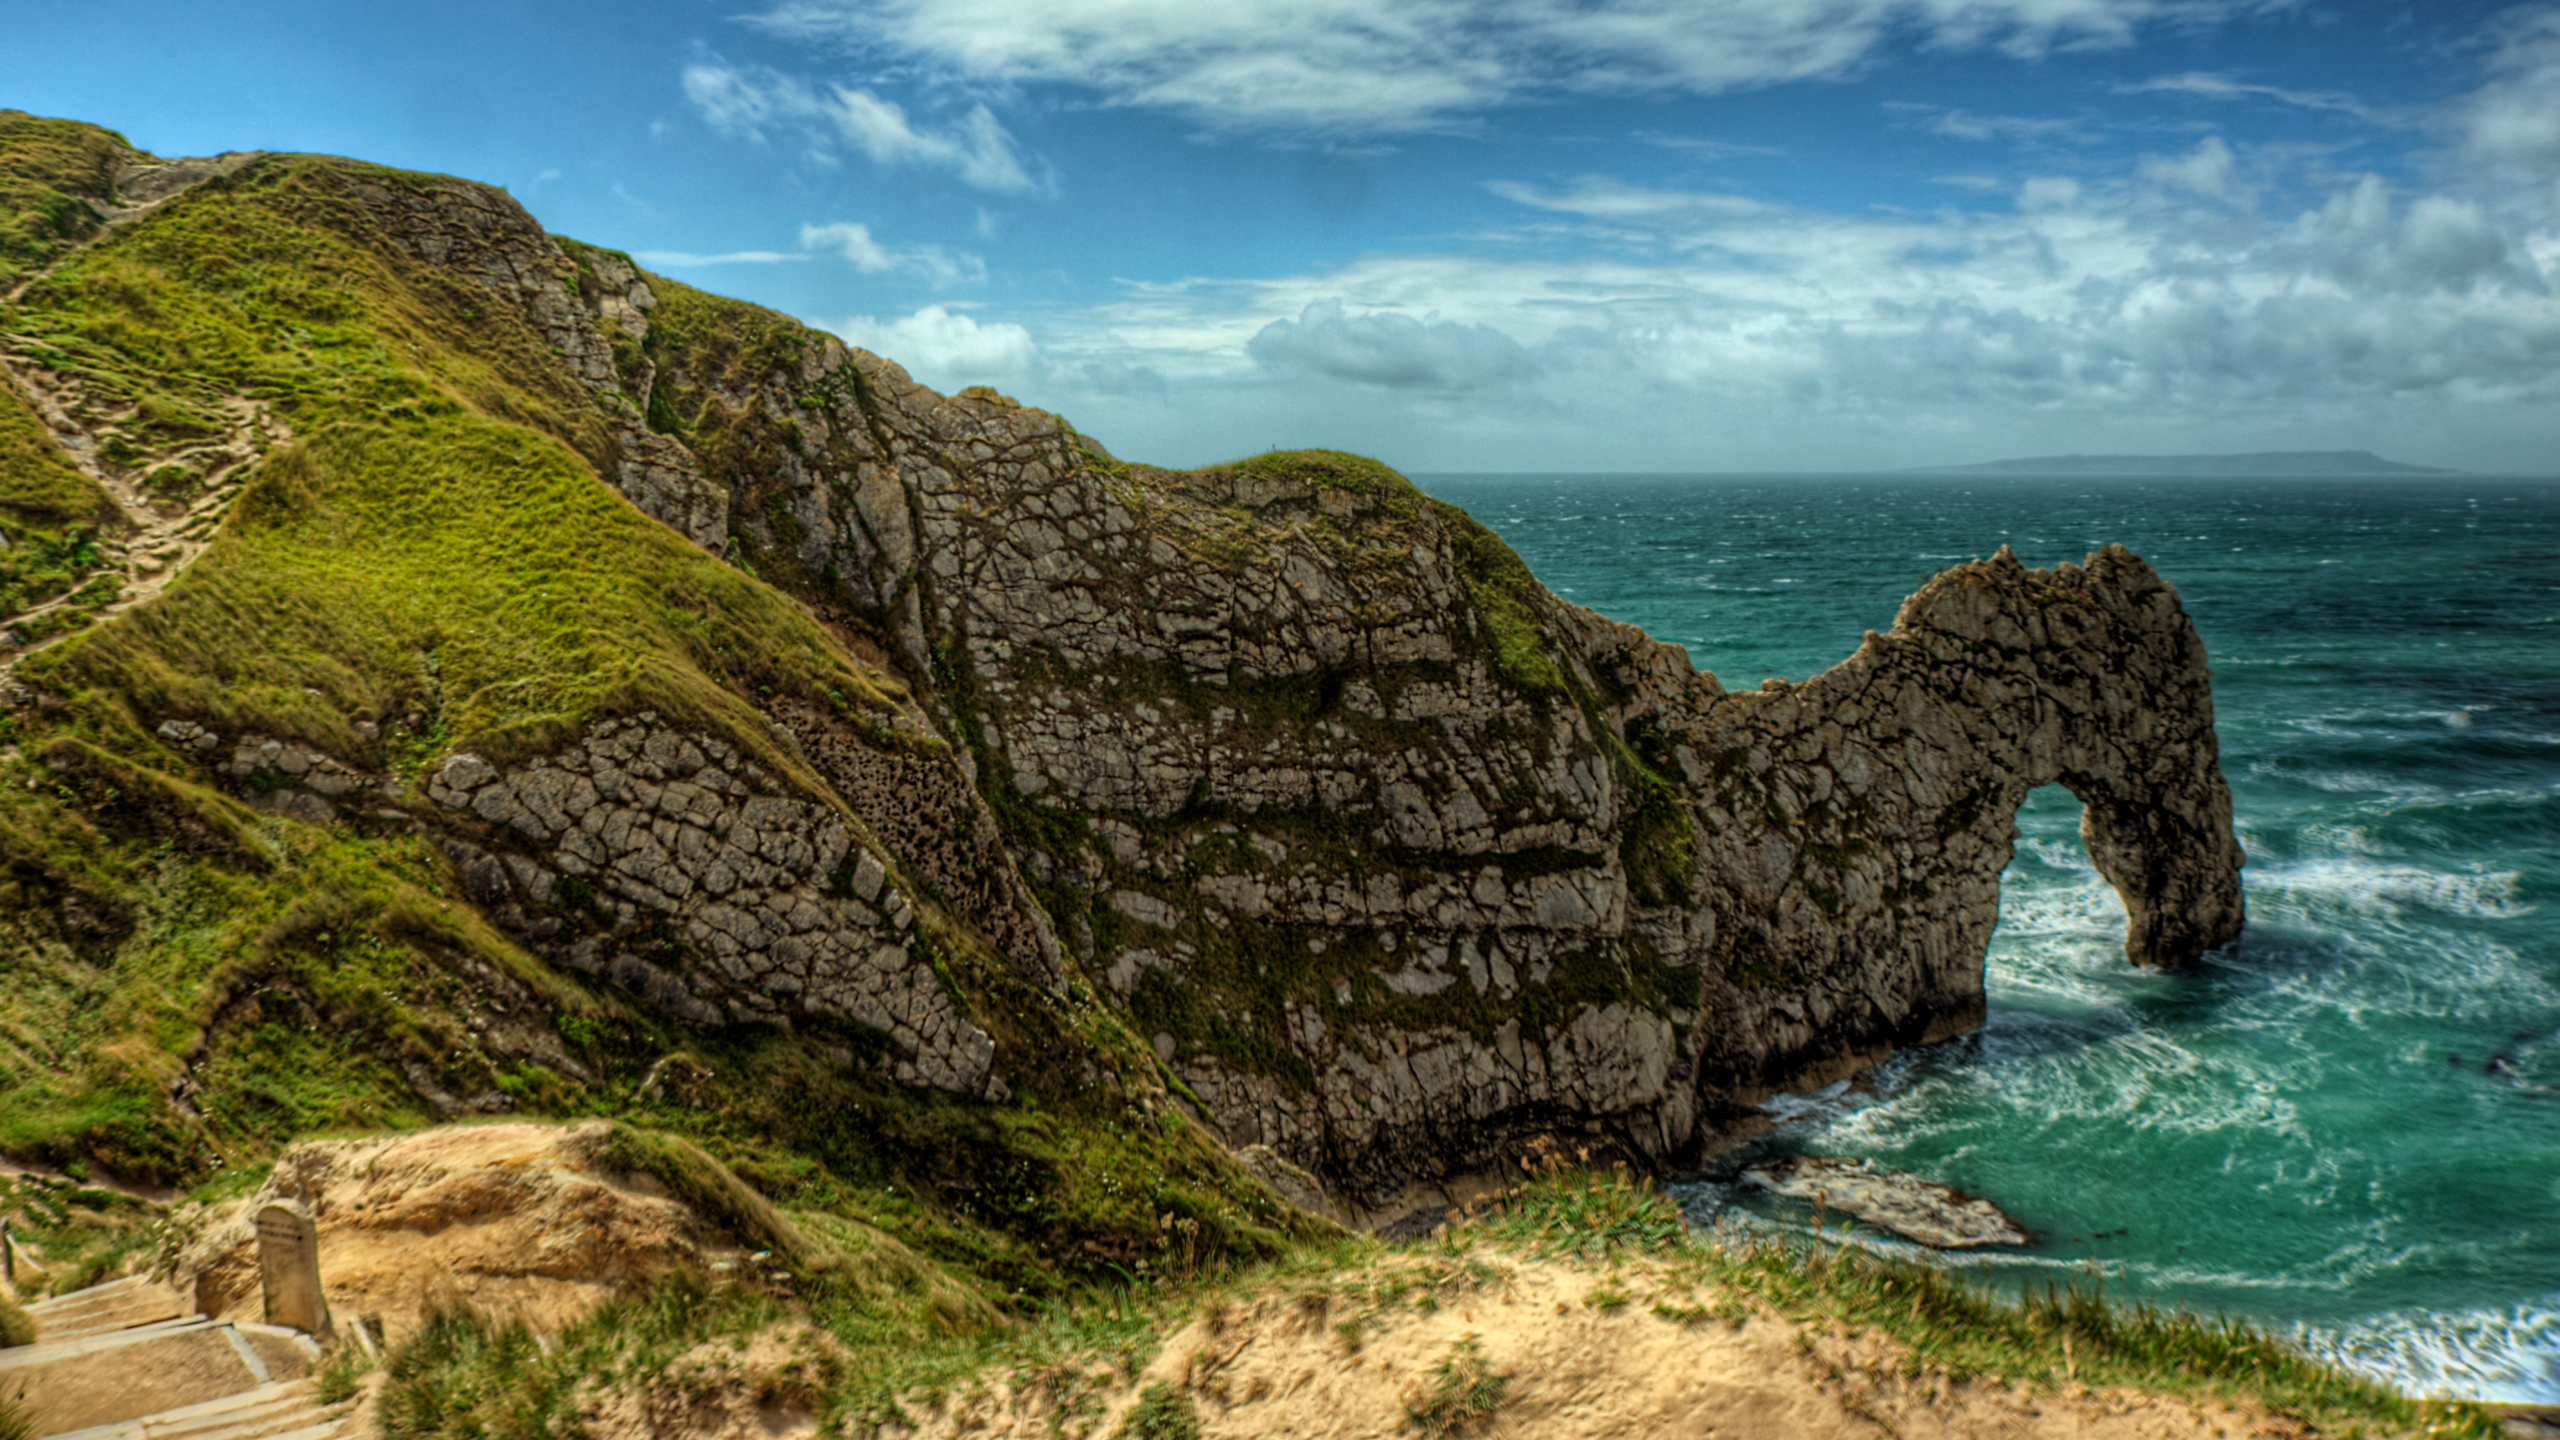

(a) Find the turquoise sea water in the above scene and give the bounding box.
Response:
[1421,473,2560,1405]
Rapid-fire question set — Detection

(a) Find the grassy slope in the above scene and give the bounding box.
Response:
[0,120,1296,1320]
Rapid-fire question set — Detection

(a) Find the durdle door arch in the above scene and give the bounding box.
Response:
[1661,543,2248,1123]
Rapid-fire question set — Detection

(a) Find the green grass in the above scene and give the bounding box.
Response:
[1224,448,1420,513]
[0,375,116,620]
[7,152,903,770]
[1404,1333,1510,1438]
[0,1170,161,1298]
[0,111,128,291]
[1117,1382,1202,1440]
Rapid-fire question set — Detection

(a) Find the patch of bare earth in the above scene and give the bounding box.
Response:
[170,1120,744,1345]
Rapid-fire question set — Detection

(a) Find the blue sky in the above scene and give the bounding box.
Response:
[6,0,2557,471]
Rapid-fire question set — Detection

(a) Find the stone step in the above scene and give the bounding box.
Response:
[22,1275,189,1342]
[0,1315,313,1437]
[42,1380,350,1440]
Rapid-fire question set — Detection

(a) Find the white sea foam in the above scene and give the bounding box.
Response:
[2252,857,2529,922]
[2306,1301,2560,1405]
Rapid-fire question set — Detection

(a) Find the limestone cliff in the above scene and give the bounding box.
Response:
[0,121,2242,1214]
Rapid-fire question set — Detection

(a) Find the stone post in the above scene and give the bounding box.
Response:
[255,1202,330,1336]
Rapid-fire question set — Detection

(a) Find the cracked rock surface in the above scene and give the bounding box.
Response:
[427,716,998,1097]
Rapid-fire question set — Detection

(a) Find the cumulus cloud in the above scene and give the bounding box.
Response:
[830,306,1044,390]
[682,59,1037,191]
[747,0,2267,133]
[1249,300,1539,391]
[2136,134,2238,197]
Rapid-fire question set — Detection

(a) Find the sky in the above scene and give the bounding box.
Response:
[5,0,2558,473]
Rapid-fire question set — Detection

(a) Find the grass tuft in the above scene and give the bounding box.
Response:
[1450,1162,2506,1440]
[1403,1333,1510,1438]
[1115,1382,1202,1440]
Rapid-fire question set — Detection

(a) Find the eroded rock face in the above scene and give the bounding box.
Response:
[283,176,2243,1204]
[633,339,2243,1204]
[426,715,998,1097]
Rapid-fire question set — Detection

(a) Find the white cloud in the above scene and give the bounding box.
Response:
[682,59,1037,191]
[632,249,803,266]
[2136,135,2237,197]
[799,221,984,282]
[1485,178,1772,221]
[2117,71,2368,115]
[748,0,2278,134]
[978,114,2559,471]
[830,306,1044,390]
[1248,300,1538,391]
[1886,102,2088,143]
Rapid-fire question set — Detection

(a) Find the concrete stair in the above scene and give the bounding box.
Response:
[41,1379,357,1440]
[1,1277,336,1439]
[22,1276,189,1342]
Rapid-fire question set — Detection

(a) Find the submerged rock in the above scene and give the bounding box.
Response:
[1740,1156,2030,1249]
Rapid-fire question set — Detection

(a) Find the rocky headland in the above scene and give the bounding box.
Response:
[0,112,2246,1221]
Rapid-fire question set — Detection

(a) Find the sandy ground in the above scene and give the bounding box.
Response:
[875,1253,2301,1440]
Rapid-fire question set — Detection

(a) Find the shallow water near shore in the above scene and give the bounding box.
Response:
[1421,472,2560,1405]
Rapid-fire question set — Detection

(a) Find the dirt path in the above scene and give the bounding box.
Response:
[0,153,277,680]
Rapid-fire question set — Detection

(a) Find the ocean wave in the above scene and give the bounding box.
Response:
[2305,1301,2560,1405]
[2250,857,2530,922]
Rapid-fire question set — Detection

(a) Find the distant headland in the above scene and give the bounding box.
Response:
[1908,450,2460,476]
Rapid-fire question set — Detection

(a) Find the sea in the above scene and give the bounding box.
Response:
[1419,472,2560,1405]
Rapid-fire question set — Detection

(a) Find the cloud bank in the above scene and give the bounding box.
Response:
[686,1,2560,471]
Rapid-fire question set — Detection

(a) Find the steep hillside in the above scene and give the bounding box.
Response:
[0,111,1299,1296]
[0,108,2236,1251]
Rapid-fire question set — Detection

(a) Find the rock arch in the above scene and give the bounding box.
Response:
[1617,543,2247,1114]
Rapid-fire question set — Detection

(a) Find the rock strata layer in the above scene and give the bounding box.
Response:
[426,716,1001,1097]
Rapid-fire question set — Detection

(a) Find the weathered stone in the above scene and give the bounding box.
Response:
[255,1201,329,1335]
[1741,1156,2031,1249]
[427,719,999,1096]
